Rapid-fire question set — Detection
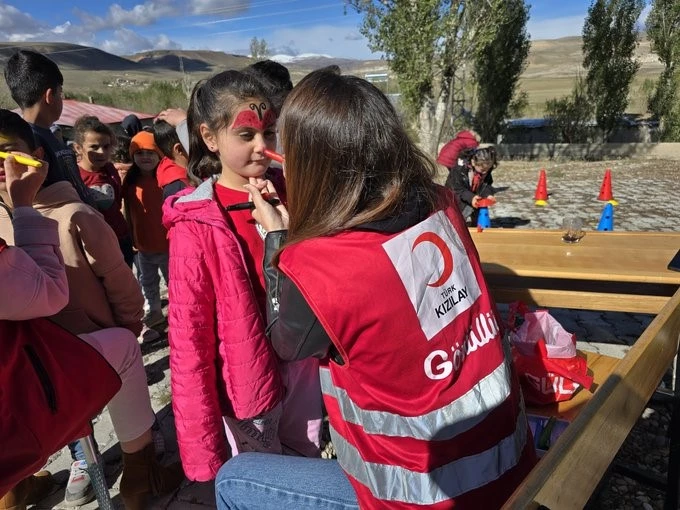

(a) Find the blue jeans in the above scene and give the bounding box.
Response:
[68,433,99,462]
[215,453,359,510]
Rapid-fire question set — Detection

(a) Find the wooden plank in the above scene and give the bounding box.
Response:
[470,229,680,285]
[527,351,621,422]
[489,287,669,314]
[503,288,680,510]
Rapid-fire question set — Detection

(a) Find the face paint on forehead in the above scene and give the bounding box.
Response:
[231,102,277,131]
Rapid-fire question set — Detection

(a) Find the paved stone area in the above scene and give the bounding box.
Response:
[32,159,679,509]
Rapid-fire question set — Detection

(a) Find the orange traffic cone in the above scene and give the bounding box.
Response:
[534,169,548,206]
[597,169,619,206]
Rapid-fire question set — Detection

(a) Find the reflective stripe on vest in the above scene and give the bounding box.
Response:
[331,409,528,505]
[320,359,512,440]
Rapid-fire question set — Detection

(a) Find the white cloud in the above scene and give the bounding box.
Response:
[101,27,180,54]
[174,22,379,60]
[0,3,44,41]
[75,1,178,30]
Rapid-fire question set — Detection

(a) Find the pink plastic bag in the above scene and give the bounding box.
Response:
[509,309,576,359]
[507,304,593,405]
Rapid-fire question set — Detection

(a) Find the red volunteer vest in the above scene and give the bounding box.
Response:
[279,205,535,509]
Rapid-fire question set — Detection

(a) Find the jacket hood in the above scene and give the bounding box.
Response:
[162,175,225,230]
[34,181,83,210]
[157,157,189,188]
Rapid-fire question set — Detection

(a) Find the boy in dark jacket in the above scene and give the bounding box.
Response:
[4,50,94,207]
[445,146,497,226]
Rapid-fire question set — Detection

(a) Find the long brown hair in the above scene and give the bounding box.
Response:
[279,70,439,248]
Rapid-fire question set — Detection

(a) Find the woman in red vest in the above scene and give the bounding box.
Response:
[214,69,535,509]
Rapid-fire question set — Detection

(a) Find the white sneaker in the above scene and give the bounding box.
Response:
[64,460,95,507]
[138,324,161,344]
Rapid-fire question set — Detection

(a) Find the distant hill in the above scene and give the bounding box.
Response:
[127,50,252,72]
[0,42,140,71]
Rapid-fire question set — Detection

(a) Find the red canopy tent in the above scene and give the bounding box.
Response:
[13,100,155,127]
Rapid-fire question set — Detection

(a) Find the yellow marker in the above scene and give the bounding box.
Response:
[0,151,43,168]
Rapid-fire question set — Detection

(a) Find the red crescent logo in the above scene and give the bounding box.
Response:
[412,232,454,287]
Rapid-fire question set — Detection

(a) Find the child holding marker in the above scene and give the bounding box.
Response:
[162,70,322,481]
[0,109,184,509]
[445,146,498,226]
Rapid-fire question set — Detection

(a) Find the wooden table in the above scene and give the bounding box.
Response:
[469,229,680,314]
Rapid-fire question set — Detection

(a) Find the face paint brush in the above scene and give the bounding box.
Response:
[263,149,285,164]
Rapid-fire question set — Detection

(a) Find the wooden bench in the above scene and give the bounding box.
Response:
[504,288,680,509]
[466,229,680,509]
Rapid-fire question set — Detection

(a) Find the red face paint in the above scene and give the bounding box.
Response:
[232,102,277,131]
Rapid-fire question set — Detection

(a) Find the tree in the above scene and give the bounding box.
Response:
[582,0,644,140]
[545,74,592,143]
[473,0,531,142]
[646,0,680,140]
[250,37,269,59]
[347,0,509,155]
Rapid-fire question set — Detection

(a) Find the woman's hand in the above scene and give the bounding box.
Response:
[471,195,482,208]
[156,108,187,127]
[3,153,48,207]
[243,177,289,232]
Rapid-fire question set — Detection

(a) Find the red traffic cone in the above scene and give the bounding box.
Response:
[597,169,618,206]
[534,169,548,206]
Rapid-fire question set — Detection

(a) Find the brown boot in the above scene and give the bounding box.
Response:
[120,443,184,510]
[0,471,54,510]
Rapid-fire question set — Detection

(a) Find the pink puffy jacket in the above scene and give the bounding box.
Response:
[162,177,283,481]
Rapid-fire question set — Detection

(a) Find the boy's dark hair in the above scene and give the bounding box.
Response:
[471,146,498,169]
[73,115,117,146]
[0,109,38,152]
[4,50,64,110]
[113,136,132,164]
[152,120,181,159]
[242,59,292,114]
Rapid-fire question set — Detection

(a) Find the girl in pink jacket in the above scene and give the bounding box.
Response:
[162,70,323,481]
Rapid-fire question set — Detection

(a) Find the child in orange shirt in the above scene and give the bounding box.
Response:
[122,131,168,342]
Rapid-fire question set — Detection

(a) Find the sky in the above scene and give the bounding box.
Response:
[0,0,653,60]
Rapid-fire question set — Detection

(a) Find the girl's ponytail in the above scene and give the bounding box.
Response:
[187,80,221,185]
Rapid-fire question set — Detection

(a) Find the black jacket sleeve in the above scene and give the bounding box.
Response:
[162,180,188,201]
[262,231,334,362]
[445,165,475,206]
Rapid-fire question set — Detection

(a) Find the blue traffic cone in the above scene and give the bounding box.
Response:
[477,207,491,229]
[597,203,614,231]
